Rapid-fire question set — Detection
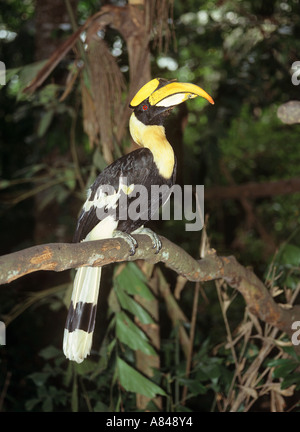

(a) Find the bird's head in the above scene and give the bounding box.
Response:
[129,77,214,126]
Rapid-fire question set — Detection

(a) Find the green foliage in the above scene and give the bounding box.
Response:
[267,345,300,391]
[219,105,300,182]
[115,312,156,355]
[26,347,67,412]
[21,263,167,412]
[0,1,34,27]
[111,263,166,401]
[268,241,300,292]
[116,357,166,399]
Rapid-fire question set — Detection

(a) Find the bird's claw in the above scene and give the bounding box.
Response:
[113,230,138,256]
[132,227,162,254]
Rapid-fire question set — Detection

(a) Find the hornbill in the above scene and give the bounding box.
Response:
[63,78,214,363]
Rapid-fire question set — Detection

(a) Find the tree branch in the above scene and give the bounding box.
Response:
[0,235,209,285]
[1,235,299,351]
[205,177,300,202]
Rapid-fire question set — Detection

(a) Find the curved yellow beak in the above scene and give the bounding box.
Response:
[149,81,214,107]
[130,78,214,109]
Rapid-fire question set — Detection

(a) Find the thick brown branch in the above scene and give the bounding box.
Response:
[0,235,208,285]
[0,236,299,350]
[220,256,300,339]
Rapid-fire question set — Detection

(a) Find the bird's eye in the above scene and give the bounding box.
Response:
[142,105,148,111]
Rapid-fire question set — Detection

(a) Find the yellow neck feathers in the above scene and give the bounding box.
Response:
[129,113,175,180]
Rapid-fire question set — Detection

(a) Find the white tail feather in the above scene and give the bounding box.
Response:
[63,215,118,363]
[63,266,101,363]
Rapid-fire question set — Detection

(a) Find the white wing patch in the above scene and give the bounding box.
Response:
[83,185,119,213]
[82,177,135,214]
[86,215,118,241]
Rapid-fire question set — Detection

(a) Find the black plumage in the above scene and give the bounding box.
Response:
[73,147,177,243]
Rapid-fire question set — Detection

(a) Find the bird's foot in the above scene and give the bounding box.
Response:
[113,230,138,256]
[132,226,162,254]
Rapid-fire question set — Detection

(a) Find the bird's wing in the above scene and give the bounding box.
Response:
[73,148,156,243]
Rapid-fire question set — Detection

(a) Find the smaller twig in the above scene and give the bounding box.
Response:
[0,371,12,412]
[156,268,190,359]
[181,282,200,405]
[64,0,87,67]
[182,218,208,404]
[79,375,93,412]
[4,178,69,207]
[231,327,280,412]
[24,9,108,94]
[70,100,86,191]
[216,279,242,412]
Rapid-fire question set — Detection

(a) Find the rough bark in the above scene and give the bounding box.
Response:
[1,235,299,353]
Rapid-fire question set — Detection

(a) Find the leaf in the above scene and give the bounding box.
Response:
[37,109,54,137]
[25,398,40,411]
[280,344,300,360]
[17,61,47,93]
[39,345,61,360]
[75,359,97,376]
[5,66,22,82]
[279,244,300,267]
[280,373,300,390]
[71,376,78,412]
[0,180,11,189]
[178,378,207,396]
[28,372,49,386]
[116,312,156,355]
[64,169,76,191]
[63,362,73,388]
[115,262,154,300]
[94,401,109,412]
[116,357,166,398]
[114,284,154,324]
[42,397,53,412]
[267,358,298,378]
[267,358,296,368]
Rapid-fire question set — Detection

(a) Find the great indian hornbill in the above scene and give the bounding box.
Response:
[63,78,214,363]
